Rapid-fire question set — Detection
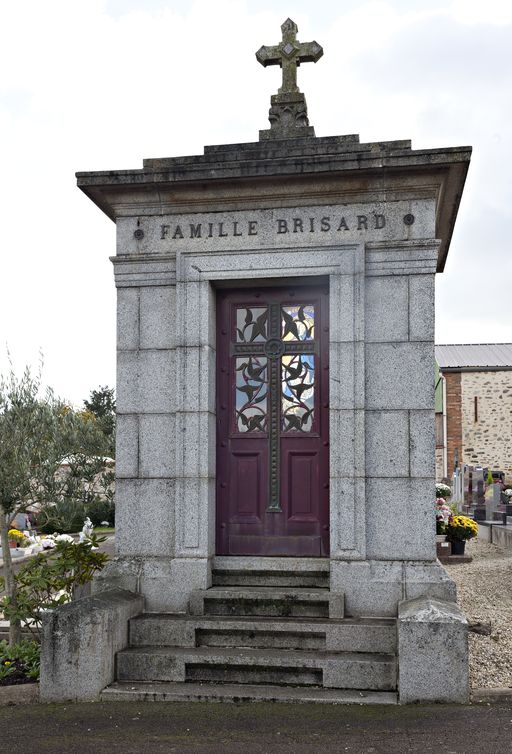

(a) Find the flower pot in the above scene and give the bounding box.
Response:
[8,541,18,549]
[450,540,466,556]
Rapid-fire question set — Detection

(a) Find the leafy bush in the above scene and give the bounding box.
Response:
[0,534,108,642]
[0,640,40,683]
[37,498,87,534]
[86,498,115,527]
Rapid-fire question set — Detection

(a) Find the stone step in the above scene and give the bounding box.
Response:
[129,614,396,653]
[196,625,324,651]
[189,660,322,686]
[116,646,396,690]
[212,569,329,589]
[189,587,335,618]
[101,681,398,705]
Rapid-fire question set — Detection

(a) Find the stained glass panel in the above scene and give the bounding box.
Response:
[235,356,268,432]
[236,306,268,343]
[282,304,314,342]
[282,354,315,432]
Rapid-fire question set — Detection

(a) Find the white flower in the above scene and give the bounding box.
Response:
[504,489,512,497]
[55,534,75,543]
[41,538,56,549]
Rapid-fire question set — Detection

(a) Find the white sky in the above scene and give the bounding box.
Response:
[1,0,511,405]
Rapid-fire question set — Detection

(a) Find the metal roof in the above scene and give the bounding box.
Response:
[435,343,512,370]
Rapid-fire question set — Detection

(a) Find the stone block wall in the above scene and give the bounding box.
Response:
[364,271,436,562]
[115,285,177,558]
[461,370,512,478]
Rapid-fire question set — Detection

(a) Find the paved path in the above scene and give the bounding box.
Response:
[0,700,511,754]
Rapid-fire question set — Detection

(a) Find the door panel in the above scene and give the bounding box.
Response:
[231,452,262,520]
[216,284,329,556]
[287,451,318,519]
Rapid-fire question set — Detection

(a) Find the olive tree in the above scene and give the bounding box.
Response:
[83,386,116,457]
[0,362,111,644]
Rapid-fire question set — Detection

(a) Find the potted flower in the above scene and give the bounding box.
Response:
[446,515,478,555]
[501,487,512,506]
[435,498,451,535]
[7,529,26,549]
[436,483,452,500]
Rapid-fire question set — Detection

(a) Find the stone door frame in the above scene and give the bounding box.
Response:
[174,243,366,566]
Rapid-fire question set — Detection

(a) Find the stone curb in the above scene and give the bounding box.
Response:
[471,688,512,703]
[0,683,39,706]
[1,683,512,706]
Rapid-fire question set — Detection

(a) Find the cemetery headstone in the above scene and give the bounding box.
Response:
[473,472,487,521]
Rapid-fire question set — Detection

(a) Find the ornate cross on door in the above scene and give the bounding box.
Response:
[231,301,318,512]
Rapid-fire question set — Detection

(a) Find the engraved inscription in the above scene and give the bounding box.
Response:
[145,201,430,249]
[161,220,259,240]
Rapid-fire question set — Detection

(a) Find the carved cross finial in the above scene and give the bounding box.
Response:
[256,18,323,94]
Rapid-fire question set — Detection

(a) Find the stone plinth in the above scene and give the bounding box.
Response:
[40,590,143,702]
[398,597,469,703]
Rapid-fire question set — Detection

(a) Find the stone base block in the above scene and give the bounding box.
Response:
[92,556,212,612]
[330,560,456,617]
[92,556,142,594]
[398,597,469,703]
[142,557,212,612]
[403,562,457,603]
[40,589,144,702]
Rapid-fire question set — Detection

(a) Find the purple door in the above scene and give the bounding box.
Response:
[216,284,329,556]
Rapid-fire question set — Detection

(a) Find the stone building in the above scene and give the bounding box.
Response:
[41,19,471,705]
[436,343,512,481]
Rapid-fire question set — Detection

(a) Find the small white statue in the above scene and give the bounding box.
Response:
[79,517,94,542]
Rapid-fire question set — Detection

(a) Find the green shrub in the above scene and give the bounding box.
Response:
[86,498,115,527]
[0,534,108,642]
[0,640,40,682]
[37,498,87,534]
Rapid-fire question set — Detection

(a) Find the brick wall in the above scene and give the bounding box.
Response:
[444,371,462,476]
[461,370,512,478]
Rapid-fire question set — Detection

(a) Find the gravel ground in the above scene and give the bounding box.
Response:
[446,538,512,689]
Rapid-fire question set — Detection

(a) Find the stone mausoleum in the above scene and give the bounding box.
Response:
[41,20,472,704]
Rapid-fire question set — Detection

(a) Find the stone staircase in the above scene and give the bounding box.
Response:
[102,566,398,704]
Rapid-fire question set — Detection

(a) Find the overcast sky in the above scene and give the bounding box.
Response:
[1,0,511,405]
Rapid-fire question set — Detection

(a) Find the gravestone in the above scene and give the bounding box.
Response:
[473,473,487,521]
[42,19,471,704]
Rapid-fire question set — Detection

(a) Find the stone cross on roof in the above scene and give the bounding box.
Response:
[256,18,323,95]
[256,19,323,141]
